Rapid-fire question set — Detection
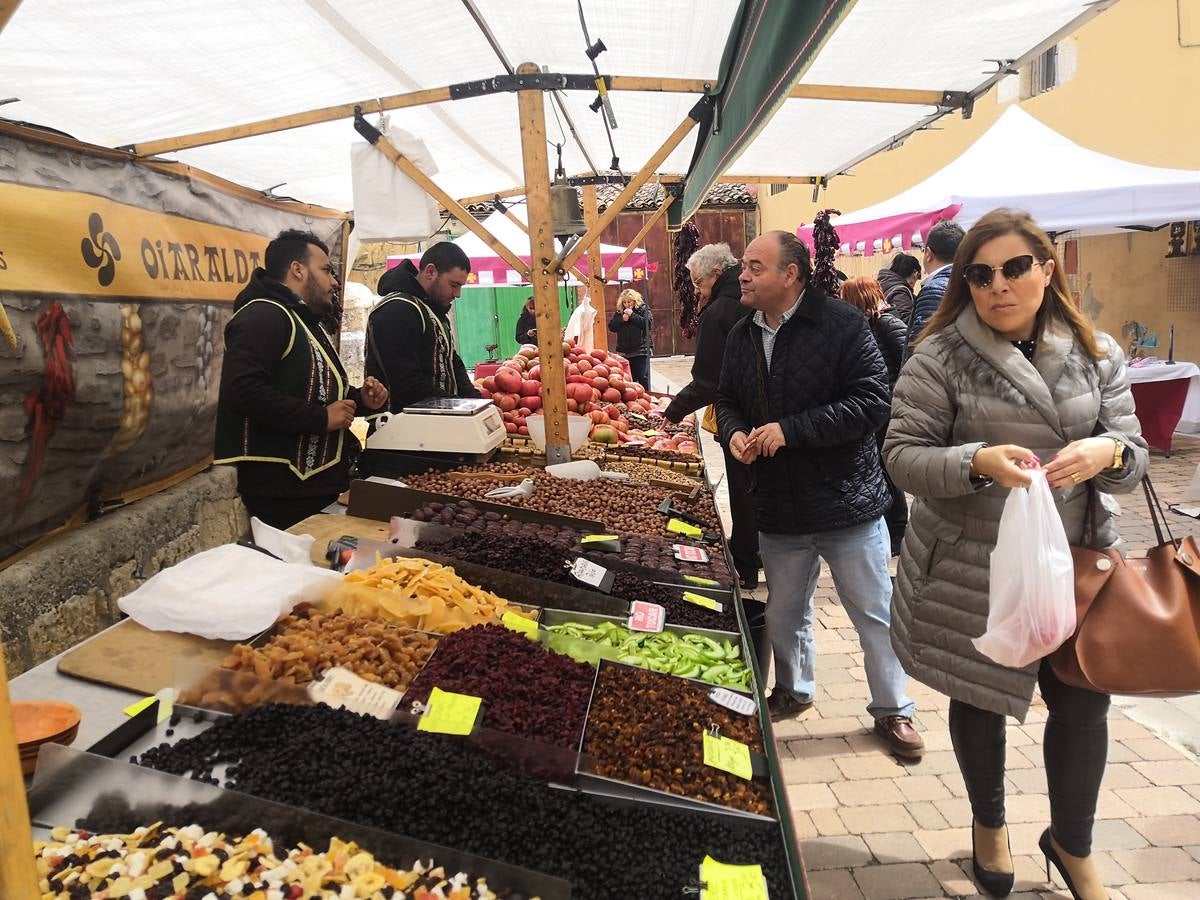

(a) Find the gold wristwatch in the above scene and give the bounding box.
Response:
[1108,439,1125,470]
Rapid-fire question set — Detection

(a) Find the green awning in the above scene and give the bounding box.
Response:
[680,0,856,221]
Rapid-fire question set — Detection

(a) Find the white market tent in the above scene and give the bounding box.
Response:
[798,106,1200,254]
[390,209,651,285]
[0,1,1116,216]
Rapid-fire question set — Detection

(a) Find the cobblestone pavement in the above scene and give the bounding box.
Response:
[653,356,1200,900]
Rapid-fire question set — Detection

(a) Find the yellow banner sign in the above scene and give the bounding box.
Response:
[0,182,270,302]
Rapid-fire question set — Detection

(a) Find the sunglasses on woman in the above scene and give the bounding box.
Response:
[962,254,1044,289]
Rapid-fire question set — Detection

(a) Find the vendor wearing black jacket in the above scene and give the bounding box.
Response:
[367,242,476,414]
[663,244,759,590]
[214,229,389,529]
[608,288,653,390]
[715,230,922,759]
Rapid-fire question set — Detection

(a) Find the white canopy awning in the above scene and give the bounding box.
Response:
[798,106,1200,253]
[1,1,1111,211]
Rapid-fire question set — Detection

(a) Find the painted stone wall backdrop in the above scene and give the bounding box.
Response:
[0,126,347,563]
[1079,228,1200,364]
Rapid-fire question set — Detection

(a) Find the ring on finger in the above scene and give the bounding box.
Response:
[1070,472,1081,484]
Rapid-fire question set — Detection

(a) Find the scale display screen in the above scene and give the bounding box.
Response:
[401,397,493,416]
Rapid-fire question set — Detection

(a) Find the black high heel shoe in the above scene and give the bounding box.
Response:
[972,821,1014,897]
[1039,827,1107,900]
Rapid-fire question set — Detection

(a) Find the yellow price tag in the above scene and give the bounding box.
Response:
[702,732,753,781]
[581,534,620,544]
[123,693,173,724]
[683,591,721,611]
[643,430,659,437]
[502,611,539,639]
[416,686,483,736]
[699,855,768,900]
[668,518,703,538]
[683,575,720,587]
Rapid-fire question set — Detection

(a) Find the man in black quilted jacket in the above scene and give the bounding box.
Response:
[715,231,923,759]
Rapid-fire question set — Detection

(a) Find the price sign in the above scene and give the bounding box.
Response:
[699,856,769,900]
[628,600,665,633]
[501,611,539,638]
[643,430,659,437]
[683,574,720,588]
[673,543,710,563]
[416,686,483,736]
[702,733,753,781]
[581,534,620,544]
[682,591,724,613]
[708,688,757,716]
[570,557,614,592]
[668,518,703,538]
[309,667,404,719]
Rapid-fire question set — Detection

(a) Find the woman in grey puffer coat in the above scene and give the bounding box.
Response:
[884,209,1147,900]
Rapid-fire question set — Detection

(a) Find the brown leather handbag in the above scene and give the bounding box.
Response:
[1050,478,1200,695]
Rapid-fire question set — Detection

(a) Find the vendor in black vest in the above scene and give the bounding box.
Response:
[366,241,477,417]
[214,229,389,530]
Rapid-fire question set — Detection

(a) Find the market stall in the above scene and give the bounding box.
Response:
[10,445,804,899]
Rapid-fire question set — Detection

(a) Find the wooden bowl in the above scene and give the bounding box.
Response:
[13,700,81,750]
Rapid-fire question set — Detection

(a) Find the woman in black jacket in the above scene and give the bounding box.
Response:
[514,296,537,345]
[608,288,653,390]
[841,276,908,555]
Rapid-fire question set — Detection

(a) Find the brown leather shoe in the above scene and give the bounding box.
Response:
[766,691,813,722]
[874,715,925,759]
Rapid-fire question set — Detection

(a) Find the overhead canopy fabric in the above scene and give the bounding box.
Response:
[2,1,1109,212]
[389,210,652,285]
[797,107,1200,254]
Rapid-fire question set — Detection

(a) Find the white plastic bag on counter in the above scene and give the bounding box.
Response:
[974,470,1076,668]
[118,544,343,640]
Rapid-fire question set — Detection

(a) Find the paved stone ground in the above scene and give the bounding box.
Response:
[652,356,1200,900]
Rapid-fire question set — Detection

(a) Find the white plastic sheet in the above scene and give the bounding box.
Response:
[975,471,1076,668]
[117,544,342,641]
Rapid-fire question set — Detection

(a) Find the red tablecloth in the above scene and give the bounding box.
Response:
[1130,378,1190,452]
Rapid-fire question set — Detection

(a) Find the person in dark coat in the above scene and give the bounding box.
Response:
[876,252,921,324]
[905,220,966,358]
[214,229,389,529]
[840,276,909,555]
[716,230,922,759]
[664,243,758,588]
[608,288,652,390]
[367,242,477,416]
[515,296,537,345]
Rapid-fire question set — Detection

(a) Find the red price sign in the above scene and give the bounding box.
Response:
[673,543,710,563]
[628,601,665,633]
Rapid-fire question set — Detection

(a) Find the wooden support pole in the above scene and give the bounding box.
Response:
[607,76,952,106]
[581,185,608,352]
[498,209,590,285]
[0,648,41,899]
[131,88,453,157]
[604,196,673,282]
[515,63,571,464]
[366,132,529,278]
[0,0,26,35]
[555,113,700,275]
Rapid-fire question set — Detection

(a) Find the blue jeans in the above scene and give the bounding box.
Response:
[759,517,914,719]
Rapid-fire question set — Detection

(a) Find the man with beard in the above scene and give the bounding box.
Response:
[366,241,477,414]
[215,229,389,529]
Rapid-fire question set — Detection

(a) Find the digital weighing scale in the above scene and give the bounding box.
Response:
[365,397,506,455]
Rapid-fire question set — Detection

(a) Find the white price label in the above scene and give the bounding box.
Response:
[570,557,609,589]
[308,667,404,719]
[708,687,757,716]
[674,543,710,563]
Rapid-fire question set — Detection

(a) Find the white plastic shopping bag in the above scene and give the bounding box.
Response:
[564,292,597,351]
[974,470,1076,668]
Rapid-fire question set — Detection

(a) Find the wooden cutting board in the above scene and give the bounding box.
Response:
[290,513,391,567]
[57,619,236,697]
